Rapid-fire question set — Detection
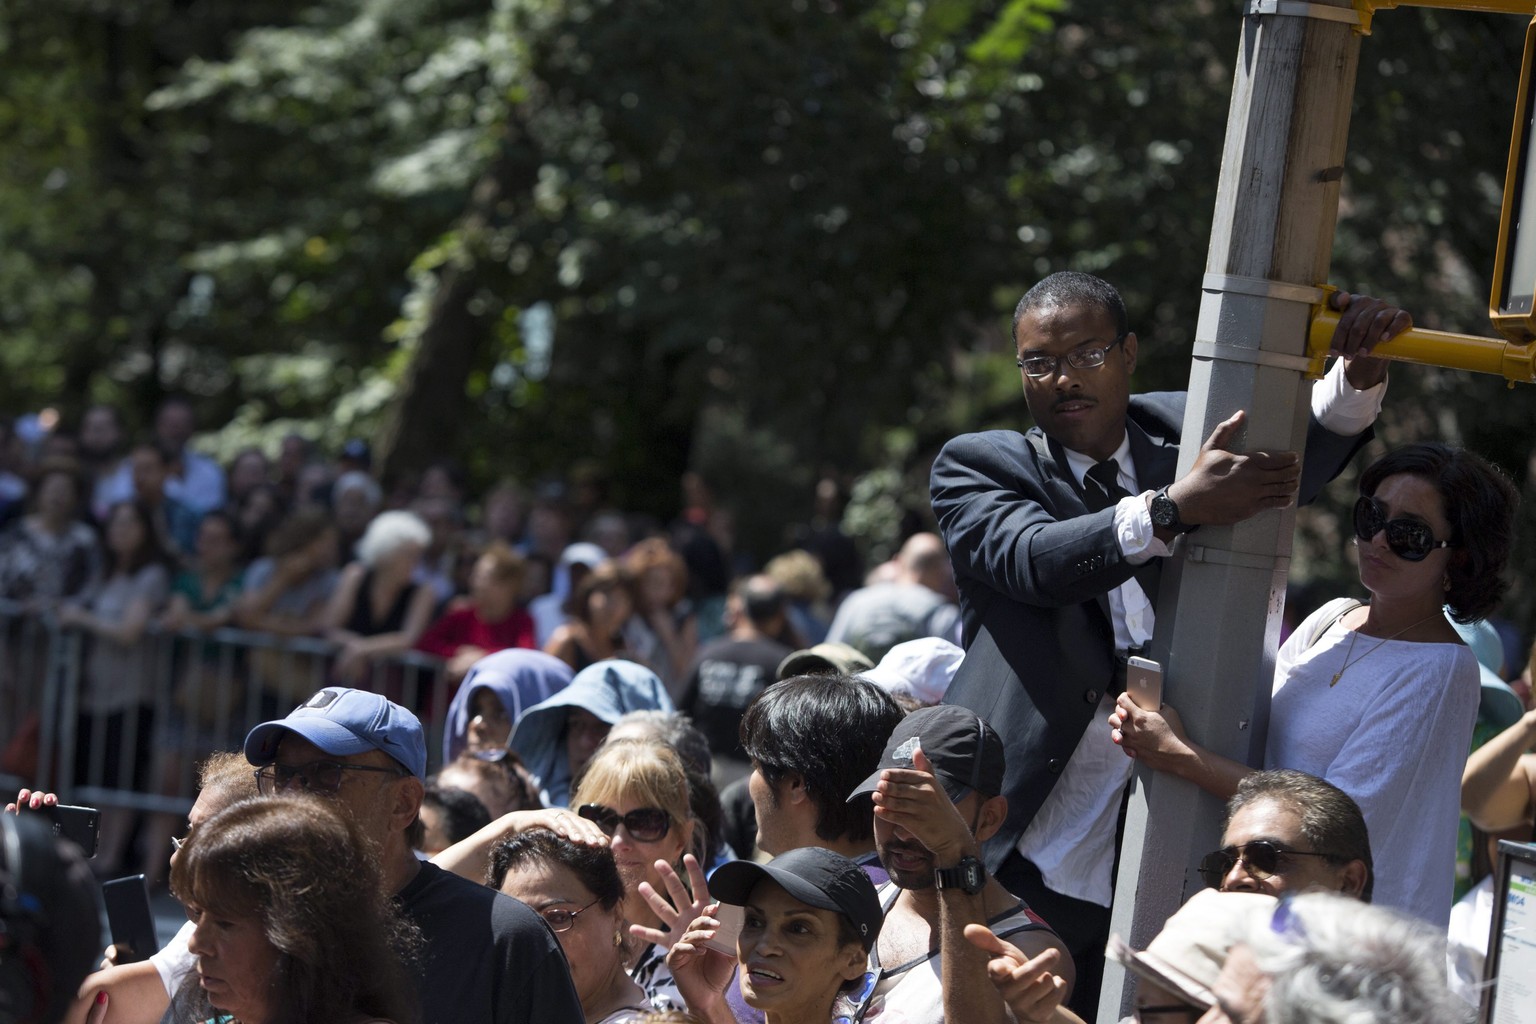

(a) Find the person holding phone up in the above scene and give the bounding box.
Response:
[1111,443,1517,932]
[930,271,1408,1018]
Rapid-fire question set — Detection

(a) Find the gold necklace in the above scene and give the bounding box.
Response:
[1329,610,1442,687]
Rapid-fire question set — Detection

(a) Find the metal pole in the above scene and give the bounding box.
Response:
[1100,2,1367,1019]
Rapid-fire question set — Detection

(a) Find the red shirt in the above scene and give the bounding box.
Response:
[415,602,537,658]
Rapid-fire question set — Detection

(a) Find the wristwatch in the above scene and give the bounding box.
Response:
[1149,486,1196,535]
[934,855,986,895]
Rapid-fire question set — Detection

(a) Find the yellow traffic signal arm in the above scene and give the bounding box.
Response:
[1352,1,1536,35]
[1308,291,1536,385]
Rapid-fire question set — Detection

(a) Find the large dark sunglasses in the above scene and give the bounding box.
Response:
[253,760,406,796]
[1198,840,1337,889]
[1352,495,1452,562]
[576,803,671,843]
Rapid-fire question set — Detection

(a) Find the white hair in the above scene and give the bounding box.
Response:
[332,470,383,508]
[1241,892,1471,1024]
[355,510,431,568]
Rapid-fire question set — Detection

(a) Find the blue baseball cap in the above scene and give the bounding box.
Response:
[244,688,427,780]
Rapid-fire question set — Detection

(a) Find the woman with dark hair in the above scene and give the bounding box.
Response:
[169,794,418,1024]
[1112,442,1519,929]
[622,539,698,693]
[0,459,102,607]
[160,510,246,634]
[545,560,637,672]
[59,499,172,871]
[490,828,649,1024]
[232,482,284,563]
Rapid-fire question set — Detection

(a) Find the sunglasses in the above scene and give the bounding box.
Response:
[1198,840,1337,889]
[253,760,406,796]
[1352,495,1451,562]
[576,803,671,843]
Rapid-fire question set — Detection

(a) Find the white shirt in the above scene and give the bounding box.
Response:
[150,920,194,995]
[1017,359,1386,907]
[1267,599,1478,929]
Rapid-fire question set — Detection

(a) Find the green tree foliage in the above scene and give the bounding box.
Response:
[4,0,1533,619]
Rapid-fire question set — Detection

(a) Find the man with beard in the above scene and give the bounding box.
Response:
[848,706,1073,1024]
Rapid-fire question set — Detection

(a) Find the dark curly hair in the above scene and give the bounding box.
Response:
[170,795,419,1024]
[487,827,626,912]
[1358,443,1518,623]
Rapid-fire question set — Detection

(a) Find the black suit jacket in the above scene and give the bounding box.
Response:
[931,392,1371,872]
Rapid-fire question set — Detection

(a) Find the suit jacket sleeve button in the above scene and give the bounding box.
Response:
[1084,689,1099,704]
[1047,758,1064,774]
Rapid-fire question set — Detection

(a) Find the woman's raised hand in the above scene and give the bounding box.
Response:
[631,852,711,950]
[666,909,737,1023]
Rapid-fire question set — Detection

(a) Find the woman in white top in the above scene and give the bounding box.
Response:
[1111,443,1517,928]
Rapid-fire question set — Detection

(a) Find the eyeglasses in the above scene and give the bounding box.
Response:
[576,803,671,843]
[1016,334,1127,379]
[1198,840,1338,889]
[253,760,406,796]
[538,896,602,933]
[1352,495,1452,562]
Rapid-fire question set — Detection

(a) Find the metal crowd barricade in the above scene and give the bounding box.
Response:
[0,602,449,817]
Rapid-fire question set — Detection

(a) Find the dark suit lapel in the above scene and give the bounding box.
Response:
[1041,432,1116,625]
[1126,417,1178,490]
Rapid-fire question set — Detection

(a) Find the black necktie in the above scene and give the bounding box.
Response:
[1083,457,1162,606]
[1083,459,1130,513]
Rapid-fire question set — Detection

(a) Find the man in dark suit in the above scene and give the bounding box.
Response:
[931,271,1408,1017]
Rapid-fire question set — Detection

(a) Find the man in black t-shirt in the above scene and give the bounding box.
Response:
[245,687,582,1024]
[679,575,791,784]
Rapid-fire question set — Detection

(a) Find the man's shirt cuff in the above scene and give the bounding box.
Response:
[1116,492,1170,564]
[1311,357,1386,436]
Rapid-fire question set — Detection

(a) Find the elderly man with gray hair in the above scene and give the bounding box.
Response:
[1203,890,1469,1024]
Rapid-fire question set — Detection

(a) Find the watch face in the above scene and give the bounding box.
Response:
[1152,494,1178,527]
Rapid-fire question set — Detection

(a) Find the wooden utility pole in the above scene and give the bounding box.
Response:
[1100,1,1368,1018]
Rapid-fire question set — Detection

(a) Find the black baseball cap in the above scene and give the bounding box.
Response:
[847,704,1005,802]
[708,847,884,952]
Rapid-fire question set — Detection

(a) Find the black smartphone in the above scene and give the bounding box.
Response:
[101,874,160,963]
[43,804,101,859]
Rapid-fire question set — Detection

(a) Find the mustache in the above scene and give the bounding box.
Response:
[883,838,931,858]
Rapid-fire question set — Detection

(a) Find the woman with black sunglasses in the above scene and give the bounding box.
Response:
[1109,443,1517,930]
[571,738,700,1012]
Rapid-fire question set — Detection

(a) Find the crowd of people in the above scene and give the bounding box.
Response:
[2,270,1533,1024]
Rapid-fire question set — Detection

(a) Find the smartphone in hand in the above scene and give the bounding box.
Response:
[701,902,745,957]
[1125,656,1164,712]
[43,804,101,859]
[102,875,160,963]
